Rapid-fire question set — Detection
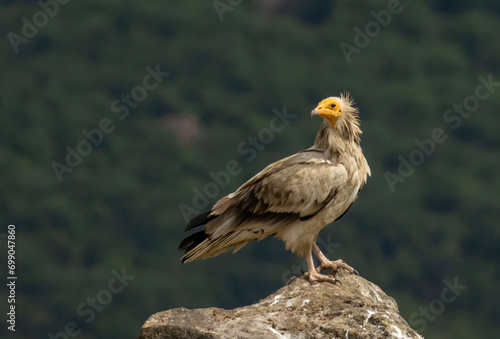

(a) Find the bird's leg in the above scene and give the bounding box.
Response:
[304,249,337,284]
[312,243,359,276]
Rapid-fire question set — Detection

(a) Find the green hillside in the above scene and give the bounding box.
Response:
[1,1,499,338]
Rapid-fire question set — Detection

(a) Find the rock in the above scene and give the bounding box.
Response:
[139,271,423,339]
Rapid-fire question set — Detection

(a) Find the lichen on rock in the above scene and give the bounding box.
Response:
[139,271,423,339]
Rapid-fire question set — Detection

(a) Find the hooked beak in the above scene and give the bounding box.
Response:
[310,109,320,119]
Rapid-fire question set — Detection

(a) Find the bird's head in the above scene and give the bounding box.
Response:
[311,97,343,128]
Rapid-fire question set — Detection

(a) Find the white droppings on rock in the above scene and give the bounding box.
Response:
[270,294,282,306]
[140,275,423,339]
[266,312,279,319]
[363,310,376,328]
[254,299,270,307]
[390,325,406,339]
[300,299,310,308]
[286,298,296,307]
[269,327,287,338]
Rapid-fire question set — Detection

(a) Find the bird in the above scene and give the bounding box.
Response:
[179,94,370,284]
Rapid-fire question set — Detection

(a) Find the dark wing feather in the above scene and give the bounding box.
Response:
[185,210,216,231]
[180,151,348,262]
[178,230,208,262]
[207,153,347,236]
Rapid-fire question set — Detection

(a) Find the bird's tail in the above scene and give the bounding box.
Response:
[179,211,275,263]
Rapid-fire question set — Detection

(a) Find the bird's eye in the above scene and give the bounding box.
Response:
[330,103,336,108]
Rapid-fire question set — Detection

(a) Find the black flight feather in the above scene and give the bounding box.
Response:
[185,210,215,231]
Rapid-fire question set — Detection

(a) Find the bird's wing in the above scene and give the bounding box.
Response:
[180,150,349,262]
[206,150,348,236]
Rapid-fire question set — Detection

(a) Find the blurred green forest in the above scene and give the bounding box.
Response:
[1,0,499,338]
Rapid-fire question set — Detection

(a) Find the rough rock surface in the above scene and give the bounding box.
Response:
[139,271,423,339]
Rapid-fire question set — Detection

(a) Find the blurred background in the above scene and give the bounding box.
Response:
[1,0,499,338]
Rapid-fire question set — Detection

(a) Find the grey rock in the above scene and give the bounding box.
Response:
[139,271,423,339]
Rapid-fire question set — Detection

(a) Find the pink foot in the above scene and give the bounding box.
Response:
[316,258,359,276]
[305,270,339,284]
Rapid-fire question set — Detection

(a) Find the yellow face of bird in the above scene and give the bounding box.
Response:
[311,97,342,128]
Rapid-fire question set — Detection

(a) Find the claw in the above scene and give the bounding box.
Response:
[307,250,357,285]
[315,258,358,278]
[306,271,338,284]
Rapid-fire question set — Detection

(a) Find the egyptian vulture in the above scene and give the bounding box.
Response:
[179,94,370,283]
